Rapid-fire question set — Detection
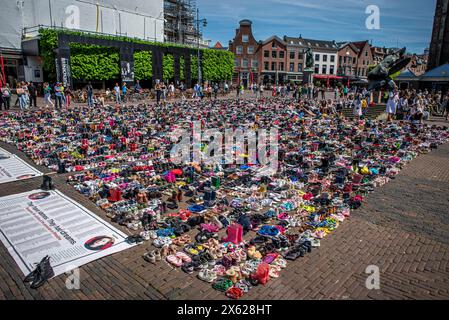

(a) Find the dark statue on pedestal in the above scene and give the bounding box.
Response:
[305,47,314,71]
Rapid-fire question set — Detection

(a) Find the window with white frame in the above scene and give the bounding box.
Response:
[242,35,249,42]
[236,46,243,54]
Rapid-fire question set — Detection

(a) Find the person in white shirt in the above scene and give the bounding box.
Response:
[168,83,175,100]
[353,94,363,119]
[386,89,399,122]
[114,83,121,104]
[400,94,410,120]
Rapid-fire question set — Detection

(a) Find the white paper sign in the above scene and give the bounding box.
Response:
[0,189,134,277]
[0,147,43,184]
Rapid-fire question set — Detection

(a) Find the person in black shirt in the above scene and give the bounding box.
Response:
[28,82,37,108]
[87,82,94,107]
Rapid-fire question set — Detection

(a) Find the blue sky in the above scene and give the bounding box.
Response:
[197,0,435,54]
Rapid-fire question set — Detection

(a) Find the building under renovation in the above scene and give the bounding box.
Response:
[164,0,210,48]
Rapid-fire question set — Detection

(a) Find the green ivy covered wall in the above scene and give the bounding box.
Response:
[38,28,234,84]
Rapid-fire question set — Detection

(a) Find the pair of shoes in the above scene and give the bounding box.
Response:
[143,250,162,263]
[198,269,218,283]
[23,256,55,289]
[166,251,191,267]
[126,234,144,244]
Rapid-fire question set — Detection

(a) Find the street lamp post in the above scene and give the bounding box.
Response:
[195,9,207,85]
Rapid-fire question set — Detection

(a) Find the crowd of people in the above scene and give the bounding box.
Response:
[1,81,73,110]
[1,96,448,298]
[0,81,40,110]
[2,80,449,125]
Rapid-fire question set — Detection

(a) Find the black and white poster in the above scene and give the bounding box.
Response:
[121,61,134,83]
[0,189,135,277]
[0,147,43,184]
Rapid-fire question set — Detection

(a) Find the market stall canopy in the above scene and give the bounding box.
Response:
[420,63,449,82]
[351,78,369,85]
[395,68,418,81]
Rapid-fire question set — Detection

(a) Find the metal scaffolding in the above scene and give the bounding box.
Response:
[164,0,196,44]
[164,0,208,47]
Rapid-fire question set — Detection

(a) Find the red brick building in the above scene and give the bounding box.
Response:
[257,36,288,85]
[337,42,359,78]
[337,40,374,79]
[228,19,260,87]
[352,40,374,78]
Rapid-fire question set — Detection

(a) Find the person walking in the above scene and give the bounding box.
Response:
[155,80,162,105]
[28,82,37,108]
[16,82,27,111]
[65,85,72,108]
[54,82,64,109]
[87,82,95,107]
[134,80,142,100]
[113,82,121,104]
[198,83,204,100]
[1,84,11,110]
[43,82,54,108]
[213,82,219,100]
[206,83,212,100]
[443,95,449,121]
[168,82,175,100]
[353,94,363,120]
[161,81,167,103]
[179,82,186,101]
[334,86,339,100]
[122,82,128,103]
[257,83,264,99]
[386,89,399,122]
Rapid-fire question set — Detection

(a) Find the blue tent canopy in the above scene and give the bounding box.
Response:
[420,63,449,81]
[396,68,418,80]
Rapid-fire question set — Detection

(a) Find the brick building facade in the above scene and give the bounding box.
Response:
[337,41,374,80]
[352,41,374,78]
[337,43,359,78]
[228,19,260,87]
[257,36,288,85]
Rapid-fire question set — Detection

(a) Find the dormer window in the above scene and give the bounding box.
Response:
[242,35,249,42]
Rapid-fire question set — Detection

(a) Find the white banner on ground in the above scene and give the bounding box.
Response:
[0,189,134,278]
[0,147,43,184]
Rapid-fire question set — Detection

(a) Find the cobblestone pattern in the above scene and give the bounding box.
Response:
[0,137,448,300]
